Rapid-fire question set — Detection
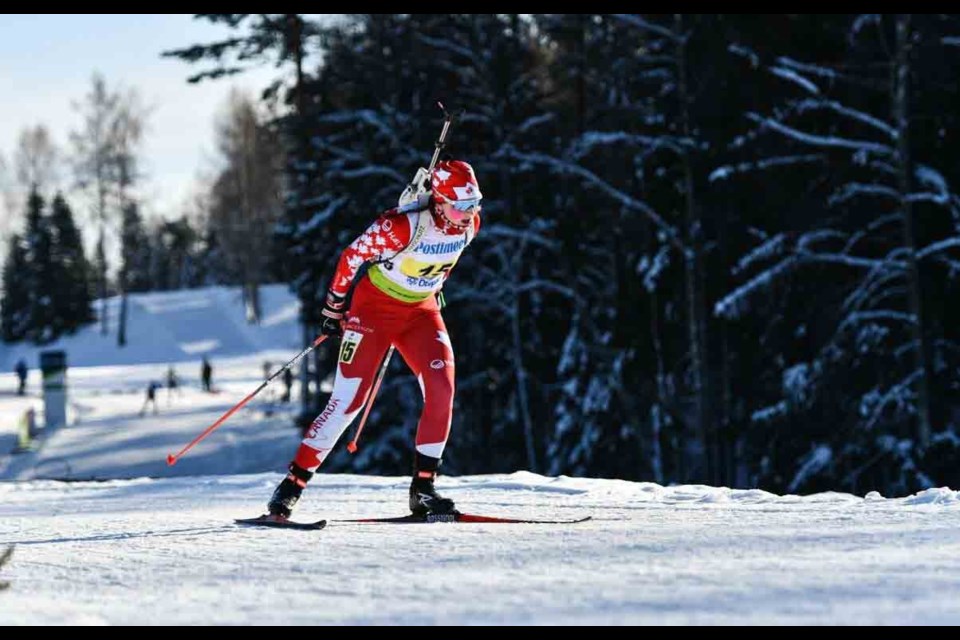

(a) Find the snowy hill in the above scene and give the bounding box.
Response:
[0,284,307,481]
[0,284,302,369]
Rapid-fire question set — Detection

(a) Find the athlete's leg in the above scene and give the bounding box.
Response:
[394,310,456,463]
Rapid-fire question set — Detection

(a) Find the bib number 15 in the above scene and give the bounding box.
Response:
[417,262,455,278]
[339,331,363,364]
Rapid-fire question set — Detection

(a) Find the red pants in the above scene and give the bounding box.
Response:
[293,277,456,471]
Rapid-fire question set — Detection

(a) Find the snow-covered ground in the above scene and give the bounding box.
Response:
[0,284,303,370]
[2,285,960,624]
[3,475,960,625]
[0,355,304,482]
[0,284,305,480]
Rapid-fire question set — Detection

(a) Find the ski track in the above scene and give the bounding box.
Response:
[3,474,960,624]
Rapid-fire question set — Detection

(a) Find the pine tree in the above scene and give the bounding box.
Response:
[22,189,56,344]
[1,234,29,343]
[49,193,94,336]
[120,202,152,293]
[714,15,960,494]
[146,217,201,291]
[194,228,232,287]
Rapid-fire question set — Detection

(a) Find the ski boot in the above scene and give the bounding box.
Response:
[409,453,456,516]
[267,463,313,519]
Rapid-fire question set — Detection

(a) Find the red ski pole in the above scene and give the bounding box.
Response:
[166,334,329,466]
[346,345,393,453]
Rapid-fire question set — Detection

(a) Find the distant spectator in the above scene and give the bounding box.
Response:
[26,406,37,438]
[139,381,161,416]
[263,361,275,406]
[14,359,27,396]
[201,357,213,393]
[16,406,37,451]
[166,365,181,405]
[282,367,293,403]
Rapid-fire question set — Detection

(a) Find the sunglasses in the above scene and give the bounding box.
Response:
[440,195,482,213]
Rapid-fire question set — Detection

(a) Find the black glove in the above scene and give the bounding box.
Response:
[320,291,346,337]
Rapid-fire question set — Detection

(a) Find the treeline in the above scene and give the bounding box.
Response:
[0,76,286,345]
[111,15,960,494]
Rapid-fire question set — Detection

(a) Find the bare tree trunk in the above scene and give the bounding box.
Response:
[510,267,538,473]
[718,193,734,486]
[577,15,587,134]
[97,228,108,335]
[287,14,305,117]
[117,160,132,348]
[674,14,712,484]
[894,14,933,448]
[719,320,732,486]
[118,291,127,346]
[244,281,261,325]
[650,292,665,484]
[97,136,110,336]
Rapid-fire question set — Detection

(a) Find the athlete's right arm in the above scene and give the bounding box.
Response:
[328,210,412,297]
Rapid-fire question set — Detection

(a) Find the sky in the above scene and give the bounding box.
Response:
[0,14,297,250]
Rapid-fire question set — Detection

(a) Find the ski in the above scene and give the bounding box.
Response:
[234,515,327,530]
[339,512,592,525]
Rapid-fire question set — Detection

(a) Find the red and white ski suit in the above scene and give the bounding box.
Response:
[291,207,481,472]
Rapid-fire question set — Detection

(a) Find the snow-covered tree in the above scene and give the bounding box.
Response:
[714,14,960,493]
[48,193,94,337]
[1,234,29,343]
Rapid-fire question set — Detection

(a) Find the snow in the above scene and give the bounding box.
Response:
[916,164,948,195]
[732,233,785,275]
[0,284,305,480]
[3,473,960,624]
[2,285,960,624]
[637,246,671,292]
[501,149,687,254]
[708,154,824,183]
[783,363,811,403]
[794,99,897,140]
[0,284,302,369]
[751,400,787,424]
[787,444,832,493]
[611,14,678,41]
[770,66,820,95]
[298,195,349,235]
[774,56,838,81]
[714,256,797,319]
[728,43,760,68]
[748,113,894,156]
